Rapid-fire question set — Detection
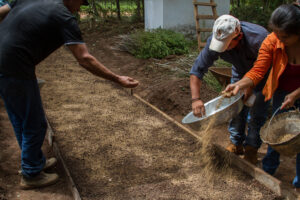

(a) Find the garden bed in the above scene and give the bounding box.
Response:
[36,46,279,199]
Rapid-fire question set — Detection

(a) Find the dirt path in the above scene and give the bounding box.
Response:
[34,45,280,199]
[0,100,73,200]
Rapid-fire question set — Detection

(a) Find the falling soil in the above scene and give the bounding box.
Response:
[196,96,232,182]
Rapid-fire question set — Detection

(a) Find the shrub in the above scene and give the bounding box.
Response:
[123,29,190,59]
[231,6,271,28]
[230,0,295,29]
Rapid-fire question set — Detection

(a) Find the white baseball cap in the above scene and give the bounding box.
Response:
[209,15,241,52]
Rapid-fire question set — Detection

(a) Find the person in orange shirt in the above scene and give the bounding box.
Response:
[224,3,300,188]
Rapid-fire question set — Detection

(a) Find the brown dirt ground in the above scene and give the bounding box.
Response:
[33,24,282,199]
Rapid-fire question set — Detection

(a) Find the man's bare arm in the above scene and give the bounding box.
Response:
[190,75,206,117]
[67,43,139,88]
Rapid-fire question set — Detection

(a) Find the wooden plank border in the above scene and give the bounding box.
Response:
[46,119,82,200]
[132,92,299,200]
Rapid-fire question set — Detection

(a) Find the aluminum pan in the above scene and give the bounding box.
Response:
[182,93,243,130]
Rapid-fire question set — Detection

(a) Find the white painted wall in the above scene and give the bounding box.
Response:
[145,0,230,31]
[144,0,164,29]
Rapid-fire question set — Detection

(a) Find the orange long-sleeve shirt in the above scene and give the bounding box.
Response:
[245,32,289,101]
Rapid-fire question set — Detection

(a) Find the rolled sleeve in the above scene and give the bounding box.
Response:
[190,36,219,80]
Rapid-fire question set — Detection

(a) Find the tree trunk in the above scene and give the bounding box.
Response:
[136,0,141,21]
[141,0,144,22]
[116,0,121,20]
[241,0,245,7]
[90,0,99,17]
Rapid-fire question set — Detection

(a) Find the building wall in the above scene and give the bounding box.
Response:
[145,0,230,31]
[144,0,164,30]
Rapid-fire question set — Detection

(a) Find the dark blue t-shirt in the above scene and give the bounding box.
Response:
[0,0,84,79]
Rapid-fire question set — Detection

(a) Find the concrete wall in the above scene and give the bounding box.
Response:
[144,0,164,29]
[145,0,230,34]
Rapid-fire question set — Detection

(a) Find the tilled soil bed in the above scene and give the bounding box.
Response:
[36,48,280,200]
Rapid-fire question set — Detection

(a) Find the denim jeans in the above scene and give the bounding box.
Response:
[262,89,300,188]
[228,90,270,148]
[0,76,46,178]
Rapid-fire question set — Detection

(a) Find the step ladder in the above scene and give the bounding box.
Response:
[193,0,218,51]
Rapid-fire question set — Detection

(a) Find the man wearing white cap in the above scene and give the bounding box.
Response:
[190,15,270,164]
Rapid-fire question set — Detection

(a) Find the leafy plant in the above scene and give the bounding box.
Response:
[231,0,295,28]
[122,29,190,59]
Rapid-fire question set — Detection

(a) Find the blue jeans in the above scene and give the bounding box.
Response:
[0,76,46,178]
[229,90,270,148]
[262,90,300,188]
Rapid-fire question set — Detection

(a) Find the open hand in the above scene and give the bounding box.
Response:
[118,76,139,88]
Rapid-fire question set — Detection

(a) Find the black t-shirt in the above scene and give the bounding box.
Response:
[0,0,84,79]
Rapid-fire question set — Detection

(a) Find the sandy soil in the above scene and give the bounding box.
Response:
[34,34,280,199]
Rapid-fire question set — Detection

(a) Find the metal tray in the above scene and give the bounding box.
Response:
[182,92,243,131]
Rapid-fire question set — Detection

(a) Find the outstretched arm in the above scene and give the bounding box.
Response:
[67,43,139,88]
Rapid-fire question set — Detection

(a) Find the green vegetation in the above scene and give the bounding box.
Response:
[213,59,231,68]
[202,58,231,93]
[203,72,223,93]
[81,1,137,16]
[81,0,144,22]
[231,0,295,28]
[123,29,191,59]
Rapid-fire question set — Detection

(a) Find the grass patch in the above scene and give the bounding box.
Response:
[203,72,223,93]
[203,59,230,92]
[213,59,231,68]
[120,29,191,59]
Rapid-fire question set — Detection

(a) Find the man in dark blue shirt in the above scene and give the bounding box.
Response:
[190,15,270,165]
[0,0,139,189]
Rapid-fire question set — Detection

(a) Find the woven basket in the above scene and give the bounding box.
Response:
[261,110,300,157]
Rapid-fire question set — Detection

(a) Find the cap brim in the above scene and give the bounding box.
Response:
[209,36,232,53]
